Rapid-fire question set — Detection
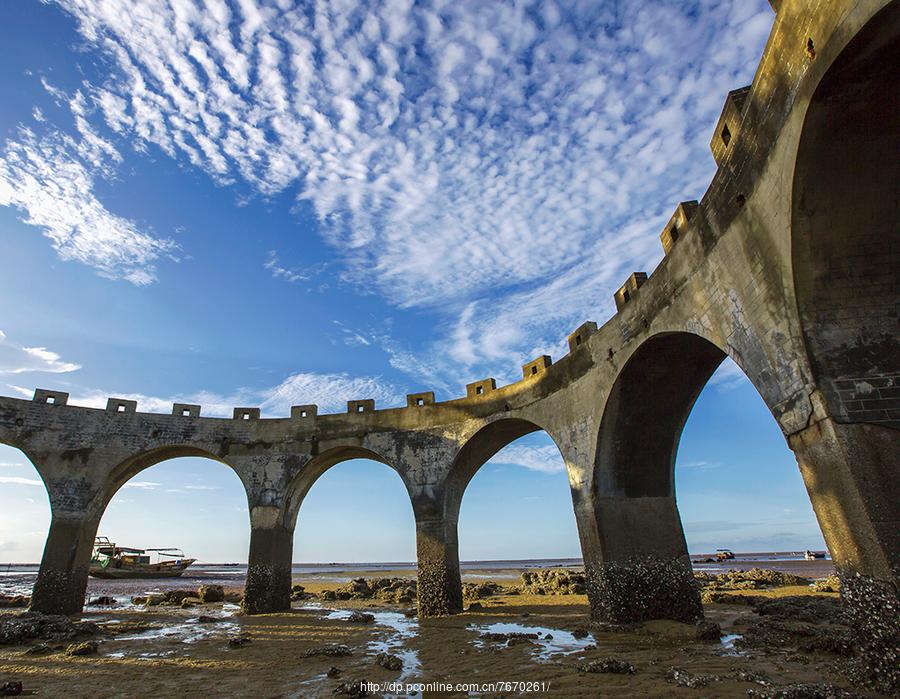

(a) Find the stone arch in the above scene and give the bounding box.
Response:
[791,1,900,430]
[102,445,242,510]
[444,416,566,523]
[284,445,417,530]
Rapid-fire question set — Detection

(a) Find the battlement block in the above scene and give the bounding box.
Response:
[172,403,200,417]
[466,378,497,398]
[660,201,700,255]
[33,389,68,406]
[233,407,260,421]
[522,355,552,378]
[407,392,435,407]
[614,272,648,311]
[106,398,137,414]
[568,321,598,352]
[348,399,375,414]
[291,405,318,420]
[710,86,751,166]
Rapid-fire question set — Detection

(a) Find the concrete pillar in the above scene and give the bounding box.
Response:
[789,418,899,578]
[242,507,293,614]
[583,495,702,625]
[415,516,463,616]
[31,512,100,615]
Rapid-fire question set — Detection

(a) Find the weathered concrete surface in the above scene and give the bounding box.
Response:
[0,0,896,631]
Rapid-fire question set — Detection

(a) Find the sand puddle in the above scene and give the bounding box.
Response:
[300,604,422,698]
[470,621,596,661]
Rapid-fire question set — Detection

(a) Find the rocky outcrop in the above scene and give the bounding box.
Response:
[519,569,586,595]
[197,585,224,603]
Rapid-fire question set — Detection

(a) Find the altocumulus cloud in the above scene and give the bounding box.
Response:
[5,1,772,380]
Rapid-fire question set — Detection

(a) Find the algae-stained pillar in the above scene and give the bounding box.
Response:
[243,505,293,614]
[415,512,463,616]
[30,462,105,615]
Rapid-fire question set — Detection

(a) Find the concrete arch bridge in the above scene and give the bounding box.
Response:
[0,0,897,622]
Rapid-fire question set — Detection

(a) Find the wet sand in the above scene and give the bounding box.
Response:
[0,564,881,699]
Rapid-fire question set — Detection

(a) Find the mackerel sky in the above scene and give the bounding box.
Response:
[0,0,825,563]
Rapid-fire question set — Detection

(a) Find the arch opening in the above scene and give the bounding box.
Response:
[288,448,416,565]
[99,455,251,566]
[451,419,580,562]
[0,444,51,570]
[792,2,900,429]
[595,332,727,500]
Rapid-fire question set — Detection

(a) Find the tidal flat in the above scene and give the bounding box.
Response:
[1,563,887,698]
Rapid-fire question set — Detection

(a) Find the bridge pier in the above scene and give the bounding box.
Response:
[242,507,293,614]
[415,516,463,616]
[583,495,702,625]
[31,511,100,616]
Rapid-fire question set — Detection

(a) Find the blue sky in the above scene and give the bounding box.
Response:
[0,0,825,563]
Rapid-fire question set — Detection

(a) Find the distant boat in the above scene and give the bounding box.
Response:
[804,550,825,560]
[89,536,196,579]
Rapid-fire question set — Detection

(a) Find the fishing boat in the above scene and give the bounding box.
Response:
[89,537,196,579]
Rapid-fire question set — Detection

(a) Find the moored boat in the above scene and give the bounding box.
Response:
[89,537,196,579]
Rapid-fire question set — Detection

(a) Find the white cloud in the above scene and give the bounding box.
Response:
[24,0,772,381]
[709,358,750,391]
[0,330,81,375]
[0,125,178,285]
[122,480,160,490]
[51,370,402,418]
[490,443,565,474]
[0,476,43,486]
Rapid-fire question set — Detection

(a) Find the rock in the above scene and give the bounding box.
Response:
[326,666,342,678]
[666,667,716,688]
[402,608,416,618]
[571,626,590,639]
[65,640,98,656]
[700,589,759,605]
[521,612,529,617]
[346,611,375,624]
[292,584,306,593]
[144,594,166,606]
[22,643,55,656]
[578,658,636,674]
[810,575,841,593]
[223,592,243,604]
[695,620,722,641]
[519,568,587,595]
[227,635,252,648]
[304,644,352,657]
[87,596,117,606]
[196,615,223,624]
[162,589,194,605]
[130,596,147,605]
[507,636,536,647]
[694,568,810,591]
[198,585,224,603]
[482,631,538,644]
[180,597,203,608]
[0,595,29,609]
[333,680,368,697]
[462,582,505,600]
[467,603,483,611]
[321,590,337,601]
[1,681,23,697]
[0,614,98,646]
[375,652,403,671]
